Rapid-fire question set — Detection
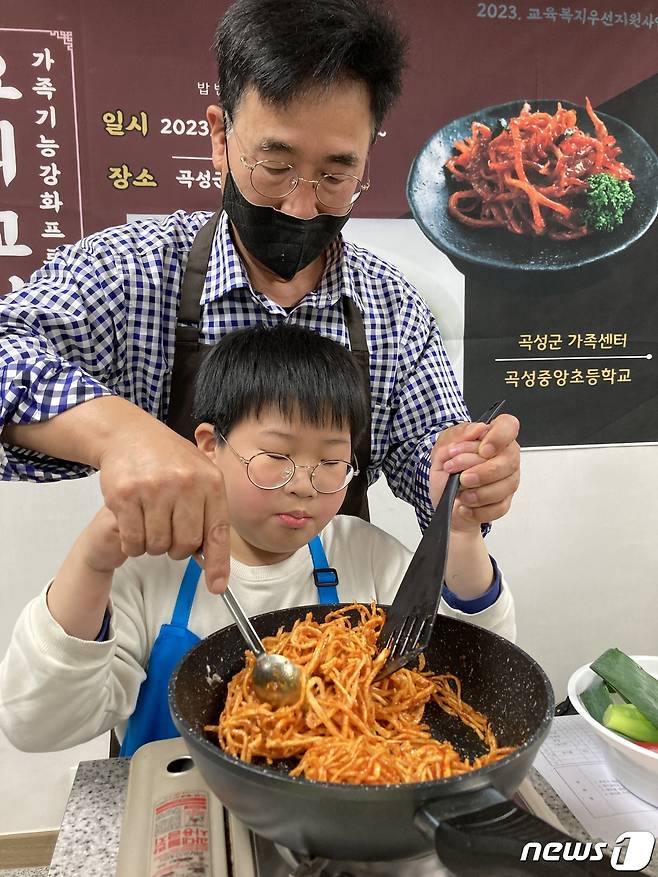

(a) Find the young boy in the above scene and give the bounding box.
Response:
[0,326,515,756]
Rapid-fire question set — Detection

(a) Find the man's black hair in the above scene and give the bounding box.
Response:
[213,0,407,133]
[193,324,369,444]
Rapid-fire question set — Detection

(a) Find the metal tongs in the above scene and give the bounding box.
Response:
[376,400,505,680]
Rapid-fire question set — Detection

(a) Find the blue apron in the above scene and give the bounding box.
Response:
[119,535,338,757]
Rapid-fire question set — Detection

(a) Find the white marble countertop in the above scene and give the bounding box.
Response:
[2,871,49,877]
[48,758,129,876]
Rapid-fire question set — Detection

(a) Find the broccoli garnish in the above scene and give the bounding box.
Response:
[582,172,635,233]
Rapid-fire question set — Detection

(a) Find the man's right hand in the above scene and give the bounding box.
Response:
[98,411,230,593]
[4,396,230,592]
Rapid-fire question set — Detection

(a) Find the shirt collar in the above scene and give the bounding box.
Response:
[200,211,252,306]
[313,234,362,311]
[200,210,362,311]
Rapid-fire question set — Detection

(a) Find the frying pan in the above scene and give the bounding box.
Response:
[169,605,615,875]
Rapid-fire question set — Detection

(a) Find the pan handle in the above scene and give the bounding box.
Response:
[415,787,617,876]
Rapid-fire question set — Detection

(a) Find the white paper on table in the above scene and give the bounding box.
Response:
[533,715,658,845]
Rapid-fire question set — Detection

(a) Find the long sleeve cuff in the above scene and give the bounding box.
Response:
[413,451,435,530]
[442,555,501,613]
[31,584,116,661]
[95,608,112,642]
[439,568,516,643]
[0,356,111,481]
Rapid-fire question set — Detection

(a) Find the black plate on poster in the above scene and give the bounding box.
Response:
[406,99,658,272]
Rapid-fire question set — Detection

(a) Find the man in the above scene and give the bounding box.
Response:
[0,0,520,593]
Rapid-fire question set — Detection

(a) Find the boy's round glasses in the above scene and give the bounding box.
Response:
[219,434,358,494]
[229,125,370,211]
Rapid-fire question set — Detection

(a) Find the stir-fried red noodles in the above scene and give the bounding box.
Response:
[444,98,633,240]
[205,604,515,785]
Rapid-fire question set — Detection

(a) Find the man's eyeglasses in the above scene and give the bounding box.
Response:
[229,124,370,211]
[219,433,358,494]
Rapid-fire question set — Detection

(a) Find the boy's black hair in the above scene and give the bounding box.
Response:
[213,0,407,134]
[193,324,369,444]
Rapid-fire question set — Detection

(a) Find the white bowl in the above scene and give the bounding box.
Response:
[567,655,658,807]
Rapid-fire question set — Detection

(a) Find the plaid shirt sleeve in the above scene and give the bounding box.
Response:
[0,212,206,482]
[1,248,119,481]
[374,286,469,529]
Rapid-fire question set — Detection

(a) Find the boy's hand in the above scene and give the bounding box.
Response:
[430,435,484,533]
[430,413,520,526]
[78,506,128,573]
[48,505,128,640]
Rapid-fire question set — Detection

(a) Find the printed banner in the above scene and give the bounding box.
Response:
[461,77,658,447]
[2,1,657,446]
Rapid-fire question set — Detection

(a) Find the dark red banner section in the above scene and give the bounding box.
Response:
[2,1,658,292]
[0,29,83,290]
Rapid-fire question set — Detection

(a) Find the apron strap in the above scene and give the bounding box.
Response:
[339,297,372,521]
[170,557,203,628]
[165,212,221,442]
[179,211,222,329]
[307,535,339,604]
[343,296,368,355]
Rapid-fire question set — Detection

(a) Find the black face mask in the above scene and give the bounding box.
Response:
[221,169,352,282]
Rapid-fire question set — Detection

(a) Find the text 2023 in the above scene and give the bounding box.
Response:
[160,119,210,136]
[477,3,519,19]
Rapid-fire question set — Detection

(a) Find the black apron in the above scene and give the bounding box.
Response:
[165,211,372,520]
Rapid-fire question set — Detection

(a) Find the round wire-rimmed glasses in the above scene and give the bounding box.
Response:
[229,125,370,211]
[218,433,358,494]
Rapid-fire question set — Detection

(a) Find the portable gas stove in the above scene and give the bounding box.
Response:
[229,809,450,876]
[115,737,454,876]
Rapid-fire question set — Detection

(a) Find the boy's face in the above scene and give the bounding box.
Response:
[196,408,352,566]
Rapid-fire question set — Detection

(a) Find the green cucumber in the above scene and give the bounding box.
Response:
[580,678,612,724]
[602,703,658,743]
[591,649,658,727]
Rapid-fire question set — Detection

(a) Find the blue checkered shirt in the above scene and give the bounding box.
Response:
[0,210,468,527]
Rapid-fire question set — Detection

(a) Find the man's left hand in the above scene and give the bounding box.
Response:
[429,413,520,525]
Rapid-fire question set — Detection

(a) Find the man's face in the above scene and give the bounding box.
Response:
[208,80,373,220]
